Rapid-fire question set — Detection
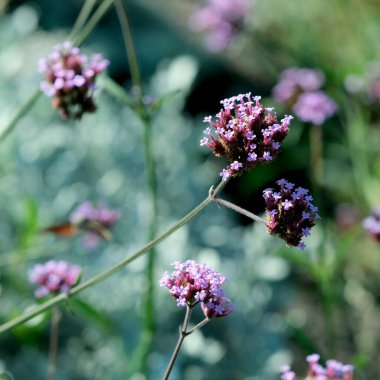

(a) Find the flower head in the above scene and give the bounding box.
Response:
[272,68,325,104]
[263,179,319,249]
[293,91,337,125]
[160,260,233,319]
[201,93,292,180]
[362,207,380,241]
[188,0,251,52]
[29,260,81,298]
[70,202,121,249]
[39,41,109,119]
[281,354,354,380]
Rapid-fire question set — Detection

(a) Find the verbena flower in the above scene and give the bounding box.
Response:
[362,207,380,241]
[281,353,354,380]
[272,67,336,126]
[188,0,250,52]
[293,91,337,125]
[272,68,325,104]
[200,93,292,181]
[39,41,109,119]
[263,179,319,249]
[160,260,233,319]
[70,202,121,249]
[29,260,81,298]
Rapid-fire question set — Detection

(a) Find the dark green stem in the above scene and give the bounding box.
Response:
[163,305,193,380]
[47,306,61,380]
[213,197,267,225]
[114,0,158,373]
[73,0,114,46]
[0,89,41,143]
[69,0,97,42]
[0,180,227,335]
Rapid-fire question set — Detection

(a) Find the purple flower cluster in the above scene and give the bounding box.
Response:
[263,179,319,249]
[272,67,336,125]
[160,260,233,319]
[188,0,250,52]
[200,93,292,181]
[362,207,380,241]
[70,202,121,249]
[273,68,325,103]
[29,260,81,298]
[293,91,337,126]
[39,41,109,119]
[281,353,354,380]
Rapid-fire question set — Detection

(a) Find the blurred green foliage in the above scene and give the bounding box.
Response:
[0,1,380,379]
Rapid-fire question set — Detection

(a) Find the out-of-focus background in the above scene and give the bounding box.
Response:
[1,0,380,379]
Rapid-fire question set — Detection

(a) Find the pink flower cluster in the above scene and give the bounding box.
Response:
[263,179,319,250]
[188,0,251,52]
[29,260,81,298]
[362,207,380,241]
[272,68,336,125]
[70,201,121,249]
[281,353,354,380]
[39,41,109,119]
[160,260,233,319]
[200,93,292,181]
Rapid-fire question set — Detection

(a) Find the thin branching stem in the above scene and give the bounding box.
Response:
[69,0,97,42]
[162,305,193,380]
[114,0,158,373]
[212,197,267,225]
[0,180,227,335]
[73,0,114,46]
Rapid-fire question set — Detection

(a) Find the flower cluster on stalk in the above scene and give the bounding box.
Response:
[200,93,292,181]
[70,201,121,249]
[160,260,233,319]
[272,67,336,125]
[188,0,251,52]
[362,207,380,241]
[281,353,354,380]
[263,179,319,250]
[29,260,81,298]
[39,41,109,119]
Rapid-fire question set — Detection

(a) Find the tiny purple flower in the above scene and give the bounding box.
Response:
[160,260,233,319]
[38,41,109,119]
[363,207,380,241]
[293,91,337,125]
[200,93,292,179]
[188,0,251,52]
[263,179,318,249]
[29,260,81,298]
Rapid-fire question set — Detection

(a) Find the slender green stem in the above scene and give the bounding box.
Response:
[114,0,142,95]
[310,125,323,185]
[113,0,157,374]
[69,0,97,42]
[0,181,227,335]
[47,306,61,380]
[186,318,209,335]
[0,89,41,143]
[98,74,134,108]
[73,0,114,46]
[163,305,193,380]
[213,197,267,225]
